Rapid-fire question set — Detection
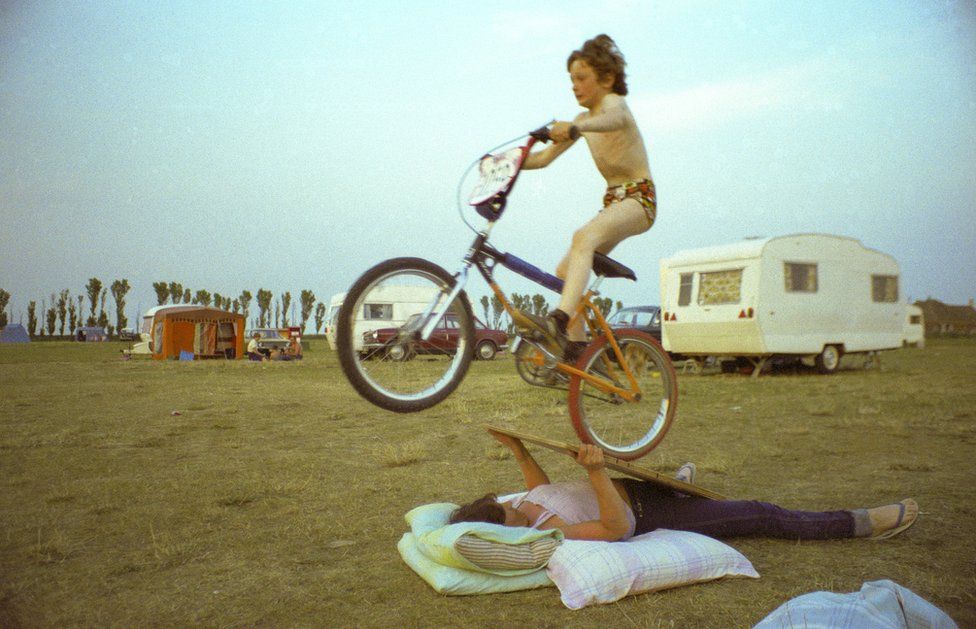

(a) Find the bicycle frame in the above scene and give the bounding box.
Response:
[409,131,645,401]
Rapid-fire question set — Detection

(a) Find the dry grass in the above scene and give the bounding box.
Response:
[1,338,974,627]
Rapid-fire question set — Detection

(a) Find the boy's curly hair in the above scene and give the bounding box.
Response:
[449,493,505,525]
[567,34,628,96]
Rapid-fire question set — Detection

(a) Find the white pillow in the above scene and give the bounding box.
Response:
[546,529,760,610]
[405,502,563,575]
[398,533,553,595]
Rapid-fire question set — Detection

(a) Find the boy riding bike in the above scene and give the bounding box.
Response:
[516,34,656,363]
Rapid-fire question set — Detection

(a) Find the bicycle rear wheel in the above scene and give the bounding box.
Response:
[336,257,475,413]
[567,330,677,460]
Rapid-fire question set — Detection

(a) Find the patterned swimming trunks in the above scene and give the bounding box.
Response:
[603,179,656,227]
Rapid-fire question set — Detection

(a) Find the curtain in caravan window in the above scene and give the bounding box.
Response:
[784,263,818,292]
[698,269,743,305]
[678,273,694,306]
[872,275,898,302]
[363,303,393,320]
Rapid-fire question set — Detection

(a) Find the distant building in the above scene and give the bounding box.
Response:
[914,299,976,336]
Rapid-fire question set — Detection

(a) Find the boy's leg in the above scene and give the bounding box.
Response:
[556,199,650,341]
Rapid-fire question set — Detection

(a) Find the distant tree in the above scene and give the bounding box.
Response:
[75,295,83,332]
[98,288,108,329]
[172,282,185,304]
[97,288,110,331]
[615,300,623,313]
[531,294,549,317]
[593,296,613,317]
[274,299,281,327]
[256,289,272,327]
[479,295,489,323]
[67,298,77,335]
[490,294,505,330]
[299,290,315,333]
[232,298,240,313]
[314,302,326,334]
[193,290,212,307]
[57,290,69,336]
[281,292,292,327]
[507,293,532,335]
[0,288,9,328]
[84,278,102,326]
[152,282,170,305]
[239,290,252,321]
[111,279,131,332]
[180,289,188,303]
[46,306,57,335]
[27,301,38,336]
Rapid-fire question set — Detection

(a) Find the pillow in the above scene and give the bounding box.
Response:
[455,535,561,571]
[547,529,760,610]
[398,532,554,596]
[405,502,563,575]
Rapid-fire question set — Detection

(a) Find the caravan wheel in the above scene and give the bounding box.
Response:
[815,345,842,374]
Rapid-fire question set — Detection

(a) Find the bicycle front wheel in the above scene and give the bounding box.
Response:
[567,330,677,460]
[336,258,475,413]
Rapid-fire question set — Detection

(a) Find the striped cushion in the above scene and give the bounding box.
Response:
[455,534,560,571]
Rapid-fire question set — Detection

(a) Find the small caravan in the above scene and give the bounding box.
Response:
[326,285,438,352]
[903,304,925,348]
[660,234,903,373]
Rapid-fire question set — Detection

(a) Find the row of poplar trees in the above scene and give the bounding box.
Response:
[0,279,131,338]
[150,282,325,333]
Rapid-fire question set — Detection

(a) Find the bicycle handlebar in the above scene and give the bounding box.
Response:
[528,124,581,144]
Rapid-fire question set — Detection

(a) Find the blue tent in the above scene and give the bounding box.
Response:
[0,324,31,343]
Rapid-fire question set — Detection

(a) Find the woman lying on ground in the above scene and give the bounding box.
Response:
[450,430,919,543]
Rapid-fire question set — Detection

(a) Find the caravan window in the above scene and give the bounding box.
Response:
[784,263,818,293]
[872,275,898,302]
[363,303,393,320]
[678,273,694,306]
[698,269,743,305]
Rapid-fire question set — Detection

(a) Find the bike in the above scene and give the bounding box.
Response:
[335,125,677,460]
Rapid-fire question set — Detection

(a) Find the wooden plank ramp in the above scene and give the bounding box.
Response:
[483,424,728,501]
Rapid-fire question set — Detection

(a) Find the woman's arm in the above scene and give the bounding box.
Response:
[488,430,550,490]
[557,445,631,541]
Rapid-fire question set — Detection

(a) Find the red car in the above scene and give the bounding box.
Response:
[361,313,508,361]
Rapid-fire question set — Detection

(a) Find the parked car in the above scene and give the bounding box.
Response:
[607,305,662,341]
[246,328,295,352]
[362,313,508,361]
[117,328,137,341]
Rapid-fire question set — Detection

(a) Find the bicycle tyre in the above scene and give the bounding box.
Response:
[336,257,475,413]
[567,330,678,460]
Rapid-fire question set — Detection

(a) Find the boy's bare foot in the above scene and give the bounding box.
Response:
[867,498,918,539]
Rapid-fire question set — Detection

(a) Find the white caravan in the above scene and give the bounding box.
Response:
[326,285,438,352]
[660,234,903,374]
[325,293,345,350]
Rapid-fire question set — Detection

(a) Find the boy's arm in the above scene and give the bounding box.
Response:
[522,138,575,170]
[573,95,629,134]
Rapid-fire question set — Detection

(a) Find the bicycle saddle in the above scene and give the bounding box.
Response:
[592,252,636,281]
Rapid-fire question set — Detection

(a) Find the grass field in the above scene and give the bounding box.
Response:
[1,338,974,627]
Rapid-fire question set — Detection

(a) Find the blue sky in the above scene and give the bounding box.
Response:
[1,1,974,326]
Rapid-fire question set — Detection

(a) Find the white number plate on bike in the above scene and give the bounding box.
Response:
[468,148,524,206]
